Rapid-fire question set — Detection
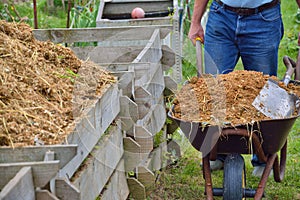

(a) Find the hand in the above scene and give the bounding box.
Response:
[188,21,205,46]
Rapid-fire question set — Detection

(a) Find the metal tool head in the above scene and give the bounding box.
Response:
[252,79,297,119]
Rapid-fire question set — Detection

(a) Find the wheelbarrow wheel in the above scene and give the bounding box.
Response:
[223,153,245,200]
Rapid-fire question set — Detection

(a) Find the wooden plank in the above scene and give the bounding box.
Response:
[100,159,129,200]
[119,96,138,131]
[0,167,35,200]
[55,179,80,200]
[97,0,105,21]
[134,126,153,157]
[60,84,120,178]
[114,71,134,97]
[123,137,142,172]
[147,126,167,171]
[161,44,175,69]
[165,139,181,166]
[139,64,165,101]
[132,63,153,81]
[134,86,152,118]
[33,25,172,44]
[133,103,166,157]
[170,0,182,83]
[97,18,173,29]
[0,161,60,189]
[97,39,149,47]
[164,75,177,93]
[44,151,56,194]
[36,189,60,200]
[136,104,166,136]
[71,123,123,200]
[148,144,162,171]
[0,145,77,168]
[133,29,162,64]
[71,46,143,64]
[127,178,146,200]
[133,63,165,119]
[137,166,155,187]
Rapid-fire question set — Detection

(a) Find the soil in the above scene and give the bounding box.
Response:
[0,20,116,147]
[172,70,300,126]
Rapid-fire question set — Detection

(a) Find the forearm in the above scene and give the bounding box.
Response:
[191,0,209,24]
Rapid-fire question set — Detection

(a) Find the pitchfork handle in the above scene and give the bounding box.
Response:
[196,37,203,77]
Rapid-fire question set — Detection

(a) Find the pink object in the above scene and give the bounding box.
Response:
[131,7,145,19]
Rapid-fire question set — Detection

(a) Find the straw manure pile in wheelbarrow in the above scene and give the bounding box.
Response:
[172,70,300,126]
[0,20,116,147]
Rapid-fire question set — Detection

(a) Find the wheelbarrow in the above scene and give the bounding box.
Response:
[168,45,300,199]
[168,105,299,199]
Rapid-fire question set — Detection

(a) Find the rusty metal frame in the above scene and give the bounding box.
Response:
[201,128,287,200]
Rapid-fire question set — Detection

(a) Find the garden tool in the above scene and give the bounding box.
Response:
[286,33,300,80]
[252,58,298,119]
[195,37,203,77]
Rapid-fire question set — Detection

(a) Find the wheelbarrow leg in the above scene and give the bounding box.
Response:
[202,155,214,200]
[273,141,287,182]
[254,154,277,200]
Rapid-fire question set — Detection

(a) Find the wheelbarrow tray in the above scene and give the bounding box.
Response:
[169,79,300,155]
[168,110,299,155]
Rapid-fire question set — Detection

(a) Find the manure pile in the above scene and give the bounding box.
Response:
[0,20,116,147]
[172,70,300,126]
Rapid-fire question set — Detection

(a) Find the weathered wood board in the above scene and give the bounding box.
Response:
[71,122,124,200]
[72,46,143,64]
[133,29,162,64]
[0,160,60,189]
[134,104,166,160]
[59,84,120,179]
[136,166,155,188]
[100,159,129,200]
[123,137,141,172]
[0,145,77,169]
[36,189,60,200]
[33,26,172,44]
[0,167,35,200]
[118,95,139,132]
[55,179,80,200]
[127,178,146,200]
[161,44,176,70]
[135,103,166,137]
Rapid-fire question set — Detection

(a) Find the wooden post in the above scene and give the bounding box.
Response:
[33,0,38,29]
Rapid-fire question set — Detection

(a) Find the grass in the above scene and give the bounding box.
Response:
[0,1,68,28]
[0,0,99,29]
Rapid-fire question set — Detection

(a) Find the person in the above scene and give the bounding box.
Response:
[188,0,300,176]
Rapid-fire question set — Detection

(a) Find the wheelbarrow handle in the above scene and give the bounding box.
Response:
[195,37,203,77]
[283,55,295,85]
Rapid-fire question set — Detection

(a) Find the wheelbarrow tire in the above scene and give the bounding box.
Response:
[223,153,245,200]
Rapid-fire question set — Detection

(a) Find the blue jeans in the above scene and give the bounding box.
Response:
[204,1,283,75]
[204,1,283,166]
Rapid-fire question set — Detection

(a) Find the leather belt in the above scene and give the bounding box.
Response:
[215,0,279,15]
